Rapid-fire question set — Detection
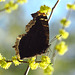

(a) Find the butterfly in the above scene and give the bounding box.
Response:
[13,11,49,59]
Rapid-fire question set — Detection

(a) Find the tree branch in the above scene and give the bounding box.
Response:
[48,0,60,23]
[51,1,74,65]
[24,65,30,75]
[51,40,58,64]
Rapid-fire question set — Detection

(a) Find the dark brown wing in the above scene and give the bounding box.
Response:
[13,12,49,59]
[13,13,38,59]
[25,11,46,33]
[19,15,49,59]
[25,20,36,33]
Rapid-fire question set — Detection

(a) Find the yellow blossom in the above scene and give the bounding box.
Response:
[59,29,69,39]
[39,5,51,15]
[71,4,75,10]
[29,61,39,70]
[67,4,75,10]
[12,56,21,66]
[0,0,5,2]
[5,1,18,13]
[0,53,3,60]
[17,0,27,4]
[0,56,12,69]
[39,56,51,69]
[67,4,72,9]
[28,57,39,70]
[2,62,12,69]
[39,62,48,69]
[41,56,51,64]
[5,3,11,13]
[55,41,68,55]
[44,65,54,75]
[13,60,21,66]
[28,57,36,63]
[8,1,18,10]
[0,54,6,68]
[56,34,62,40]
[11,4,18,10]
[0,60,6,67]
[31,57,36,61]
[60,18,71,27]
[5,8,11,13]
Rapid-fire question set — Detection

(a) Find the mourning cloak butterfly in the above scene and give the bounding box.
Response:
[13,12,49,59]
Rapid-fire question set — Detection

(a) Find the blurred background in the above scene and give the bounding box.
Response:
[0,0,75,75]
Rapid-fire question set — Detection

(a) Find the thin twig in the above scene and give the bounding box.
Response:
[66,10,72,20]
[5,60,41,63]
[24,65,30,75]
[6,60,28,63]
[48,0,60,23]
[66,1,75,19]
[51,1,74,65]
[49,35,62,45]
[51,40,58,64]
[51,10,72,64]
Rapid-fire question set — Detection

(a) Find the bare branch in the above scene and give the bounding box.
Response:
[51,1,75,66]
[24,65,30,75]
[48,0,60,23]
